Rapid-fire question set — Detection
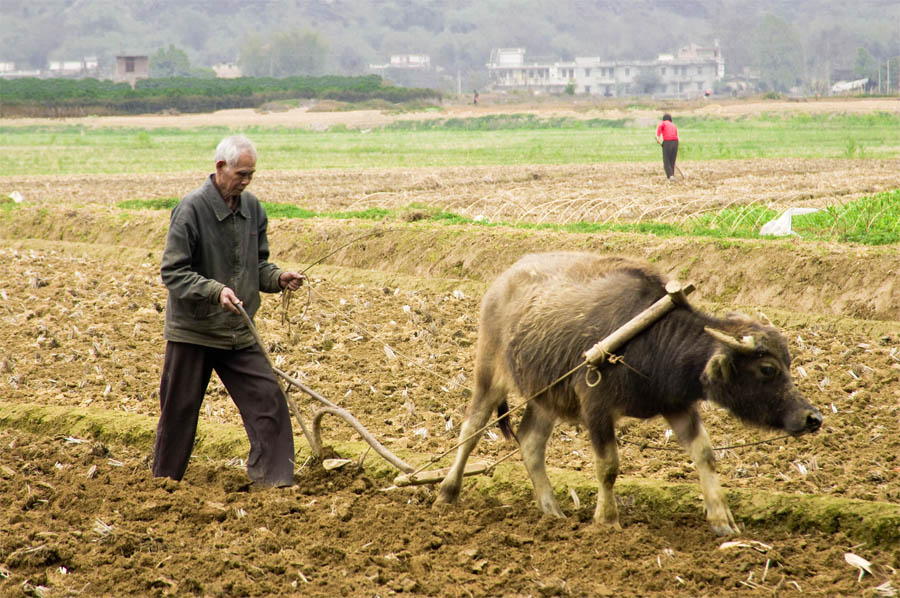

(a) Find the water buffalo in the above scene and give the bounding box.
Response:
[435,252,822,536]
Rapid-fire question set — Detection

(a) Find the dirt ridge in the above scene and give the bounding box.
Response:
[2,207,899,320]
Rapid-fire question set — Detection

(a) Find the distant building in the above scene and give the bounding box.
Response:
[721,66,760,96]
[487,42,724,98]
[0,58,97,79]
[391,54,430,69]
[369,54,439,88]
[213,62,242,78]
[0,65,42,78]
[370,54,432,71]
[830,78,869,95]
[47,57,99,78]
[114,55,149,87]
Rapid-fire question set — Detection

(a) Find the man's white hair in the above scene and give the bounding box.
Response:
[215,135,257,166]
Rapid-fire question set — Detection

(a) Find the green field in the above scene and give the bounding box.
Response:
[1,113,898,176]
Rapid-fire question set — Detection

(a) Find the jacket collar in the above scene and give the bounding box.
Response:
[205,174,249,221]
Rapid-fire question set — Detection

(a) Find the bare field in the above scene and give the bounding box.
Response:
[4,158,900,226]
[1,99,899,597]
[1,228,899,597]
[2,97,898,130]
[2,228,899,597]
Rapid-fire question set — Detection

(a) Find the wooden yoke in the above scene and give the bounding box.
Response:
[584,280,695,366]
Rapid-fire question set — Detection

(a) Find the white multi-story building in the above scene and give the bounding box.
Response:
[0,57,98,79]
[487,42,724,98]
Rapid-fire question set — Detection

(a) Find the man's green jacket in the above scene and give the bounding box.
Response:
[161,175,285,349]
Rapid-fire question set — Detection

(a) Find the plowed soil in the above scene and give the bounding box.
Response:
[1,101,899,597]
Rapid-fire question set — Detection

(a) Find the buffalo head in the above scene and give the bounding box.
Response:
[701,320,822,436]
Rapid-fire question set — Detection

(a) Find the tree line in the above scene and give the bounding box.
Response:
[0,75,441,117]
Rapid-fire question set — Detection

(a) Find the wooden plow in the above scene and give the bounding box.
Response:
[238,280,694,487]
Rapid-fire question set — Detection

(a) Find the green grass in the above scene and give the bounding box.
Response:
[790,190,900,244]
[1,113,898,175]
[116,190,899,246]
[118,197,180,211]
[117,198,389,221]
[687,204,779,238]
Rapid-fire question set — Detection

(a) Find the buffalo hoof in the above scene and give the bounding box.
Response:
[710,522,741,537]
[433,487,459,507]
[594,518,622,530]
[536,497,565,519]
[593,513,622,529]
[432,499,457,514]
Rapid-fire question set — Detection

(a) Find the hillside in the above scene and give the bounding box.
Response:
[2,0,898,93]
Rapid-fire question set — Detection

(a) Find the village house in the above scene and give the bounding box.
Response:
[0,57,97,79]
[114,55,149,87]
[487,42,724,98]
[47,57,99,78]
[369,54,440,88]
[369,54,433,75]
[212,62,242,78]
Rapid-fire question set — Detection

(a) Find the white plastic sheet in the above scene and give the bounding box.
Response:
[759,207,821,237]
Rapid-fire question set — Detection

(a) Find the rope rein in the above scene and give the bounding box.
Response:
[617,433,795,453]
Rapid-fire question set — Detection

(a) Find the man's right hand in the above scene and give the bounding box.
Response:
[219,287,243,314]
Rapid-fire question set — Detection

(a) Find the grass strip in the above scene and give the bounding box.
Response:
[115,189,900,246]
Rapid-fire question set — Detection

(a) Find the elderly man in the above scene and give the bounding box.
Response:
[152,135,305,486]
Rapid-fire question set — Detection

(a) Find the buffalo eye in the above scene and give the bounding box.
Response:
[759,363,778,378]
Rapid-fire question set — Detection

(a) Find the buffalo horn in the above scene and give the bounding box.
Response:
[704,327,757,353]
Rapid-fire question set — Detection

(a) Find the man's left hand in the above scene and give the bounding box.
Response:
[279,272,307,291]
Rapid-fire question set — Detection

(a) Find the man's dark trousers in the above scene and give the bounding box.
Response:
[152,341,295,486]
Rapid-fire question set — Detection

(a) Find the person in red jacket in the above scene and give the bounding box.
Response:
[655,113,679,181]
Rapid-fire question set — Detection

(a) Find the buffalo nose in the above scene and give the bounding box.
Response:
[805,410,823,432]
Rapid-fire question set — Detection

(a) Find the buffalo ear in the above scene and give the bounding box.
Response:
[703,352,732,384]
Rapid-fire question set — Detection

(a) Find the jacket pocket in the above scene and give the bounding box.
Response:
[190,300,212,319]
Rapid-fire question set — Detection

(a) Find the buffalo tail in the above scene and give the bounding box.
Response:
[496,400,517,442]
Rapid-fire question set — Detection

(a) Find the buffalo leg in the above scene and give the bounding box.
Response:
[517,403,564,517]
[584,412,620,527]
[665,408,739,536]
[435,378,508,505]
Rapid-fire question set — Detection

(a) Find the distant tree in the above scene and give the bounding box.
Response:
[336,44,372,75]
[238,35,269,77]
[751,14,805,92]
[853,47,879,82]
[190,66,217,79]
[149,45,192,78]
[239,29,328,77]
[4,11,66,69]
[888,58,900,93]
[806,26,860,84]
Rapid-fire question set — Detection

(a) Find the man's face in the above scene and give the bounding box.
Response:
[215,151,256,200]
